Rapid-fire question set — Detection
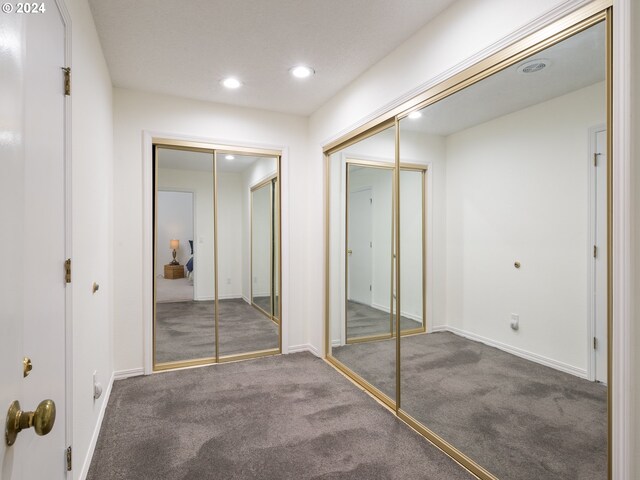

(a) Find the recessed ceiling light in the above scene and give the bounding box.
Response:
[290,65,315,79]
[408,111,423,120]
[221,77,242,89]
[225,155,235,160]
[517,59,550,74]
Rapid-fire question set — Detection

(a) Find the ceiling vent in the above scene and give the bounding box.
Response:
[517,59,550,74]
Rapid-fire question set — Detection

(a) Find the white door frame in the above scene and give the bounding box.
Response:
[347,185,373,305]
[142,131,290,374]
[56,0,73,477]
[587,124,607,383]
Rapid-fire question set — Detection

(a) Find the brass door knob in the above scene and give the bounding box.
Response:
[5,399,56,446]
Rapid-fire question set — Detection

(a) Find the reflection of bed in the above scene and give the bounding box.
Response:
[186,239,194,280]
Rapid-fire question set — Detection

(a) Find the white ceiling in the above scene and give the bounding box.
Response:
[88,0,457,116]
[402,22,605,136]
[157,147,272,174]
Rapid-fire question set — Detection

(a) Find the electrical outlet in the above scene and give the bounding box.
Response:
[93,370,103,400]
[510,314,519,331]
[226,278,231,285]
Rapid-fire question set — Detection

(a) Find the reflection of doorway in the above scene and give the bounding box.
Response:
[348,187,373,305]
[156,190,195,303]
[590,127,607,384]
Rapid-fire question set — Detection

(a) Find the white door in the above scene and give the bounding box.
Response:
[594,129,608,384]
[348,188,373,305]
[0,3,69,479]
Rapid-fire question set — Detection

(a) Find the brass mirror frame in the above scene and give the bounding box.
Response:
[250,174,280,325]
[323,2,613,479]
[152,141,283,371]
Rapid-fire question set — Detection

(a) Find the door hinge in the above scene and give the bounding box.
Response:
[593,245,598,258]
[65,258,71,283]
[66,446,72,471]
[594,152,603,167]
[62,67,71,96]
[593,337,598,350]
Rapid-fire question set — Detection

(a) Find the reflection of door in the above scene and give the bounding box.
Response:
[0,4,68,479]
[593,129,607,383]
[348,188,373,305]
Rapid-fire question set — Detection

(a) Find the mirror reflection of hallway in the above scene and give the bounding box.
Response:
[217,152,280,358]
[154,148,216,365]
[153,145,281,369]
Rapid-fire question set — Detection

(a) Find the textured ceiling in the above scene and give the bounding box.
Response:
[88,0,457,116]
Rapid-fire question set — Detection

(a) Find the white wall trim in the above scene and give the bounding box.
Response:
[55,0,73,477]
[432,326,588,379]
[143,130,291,372]
[288,343,320,357]
[113,368,144,380]
[77,372,114,480]
[611,0,633,478]
[320,0,592,148]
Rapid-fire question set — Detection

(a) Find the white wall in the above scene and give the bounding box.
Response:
[156,191,193,271]
[67,0,114,477]
[445,82,605,374]
[216,173,243,299]
[113,88,308,371]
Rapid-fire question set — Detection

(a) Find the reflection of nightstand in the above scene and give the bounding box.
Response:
[164,264,184,279]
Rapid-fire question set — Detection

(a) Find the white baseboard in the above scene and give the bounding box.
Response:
[432,326,587,379]
[78,371,114,480]
[331,339,341,347]
[288,343,321,357]
[194,295,215,301]
[371,302,423,323]
[113,367,144,380]
[218,293,243,300]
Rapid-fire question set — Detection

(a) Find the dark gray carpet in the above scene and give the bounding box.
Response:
[155,299,278,363]
[87,353,473,480]
[346,301,422,340]
[333,332,607,480]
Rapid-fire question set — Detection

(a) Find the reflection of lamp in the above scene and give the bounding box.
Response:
[170,239,180,265]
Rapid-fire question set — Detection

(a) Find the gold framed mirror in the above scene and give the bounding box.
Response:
[324,3,612,478]
[152,141,283,370]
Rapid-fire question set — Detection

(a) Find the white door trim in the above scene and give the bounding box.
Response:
[611,0,633,478]
[142,130,290,374]
[587,124,607,382]
[54,0,73,477]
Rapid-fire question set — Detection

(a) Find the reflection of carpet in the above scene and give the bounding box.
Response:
[347,301,421,339]
[87,353,473,480]
[333,331,607,480]
[155,298,279,363]
[155,275,193,303]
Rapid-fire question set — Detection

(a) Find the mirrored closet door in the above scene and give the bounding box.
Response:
[153,144,281,370]
[325,5,610,479]
[217,153,280,358]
